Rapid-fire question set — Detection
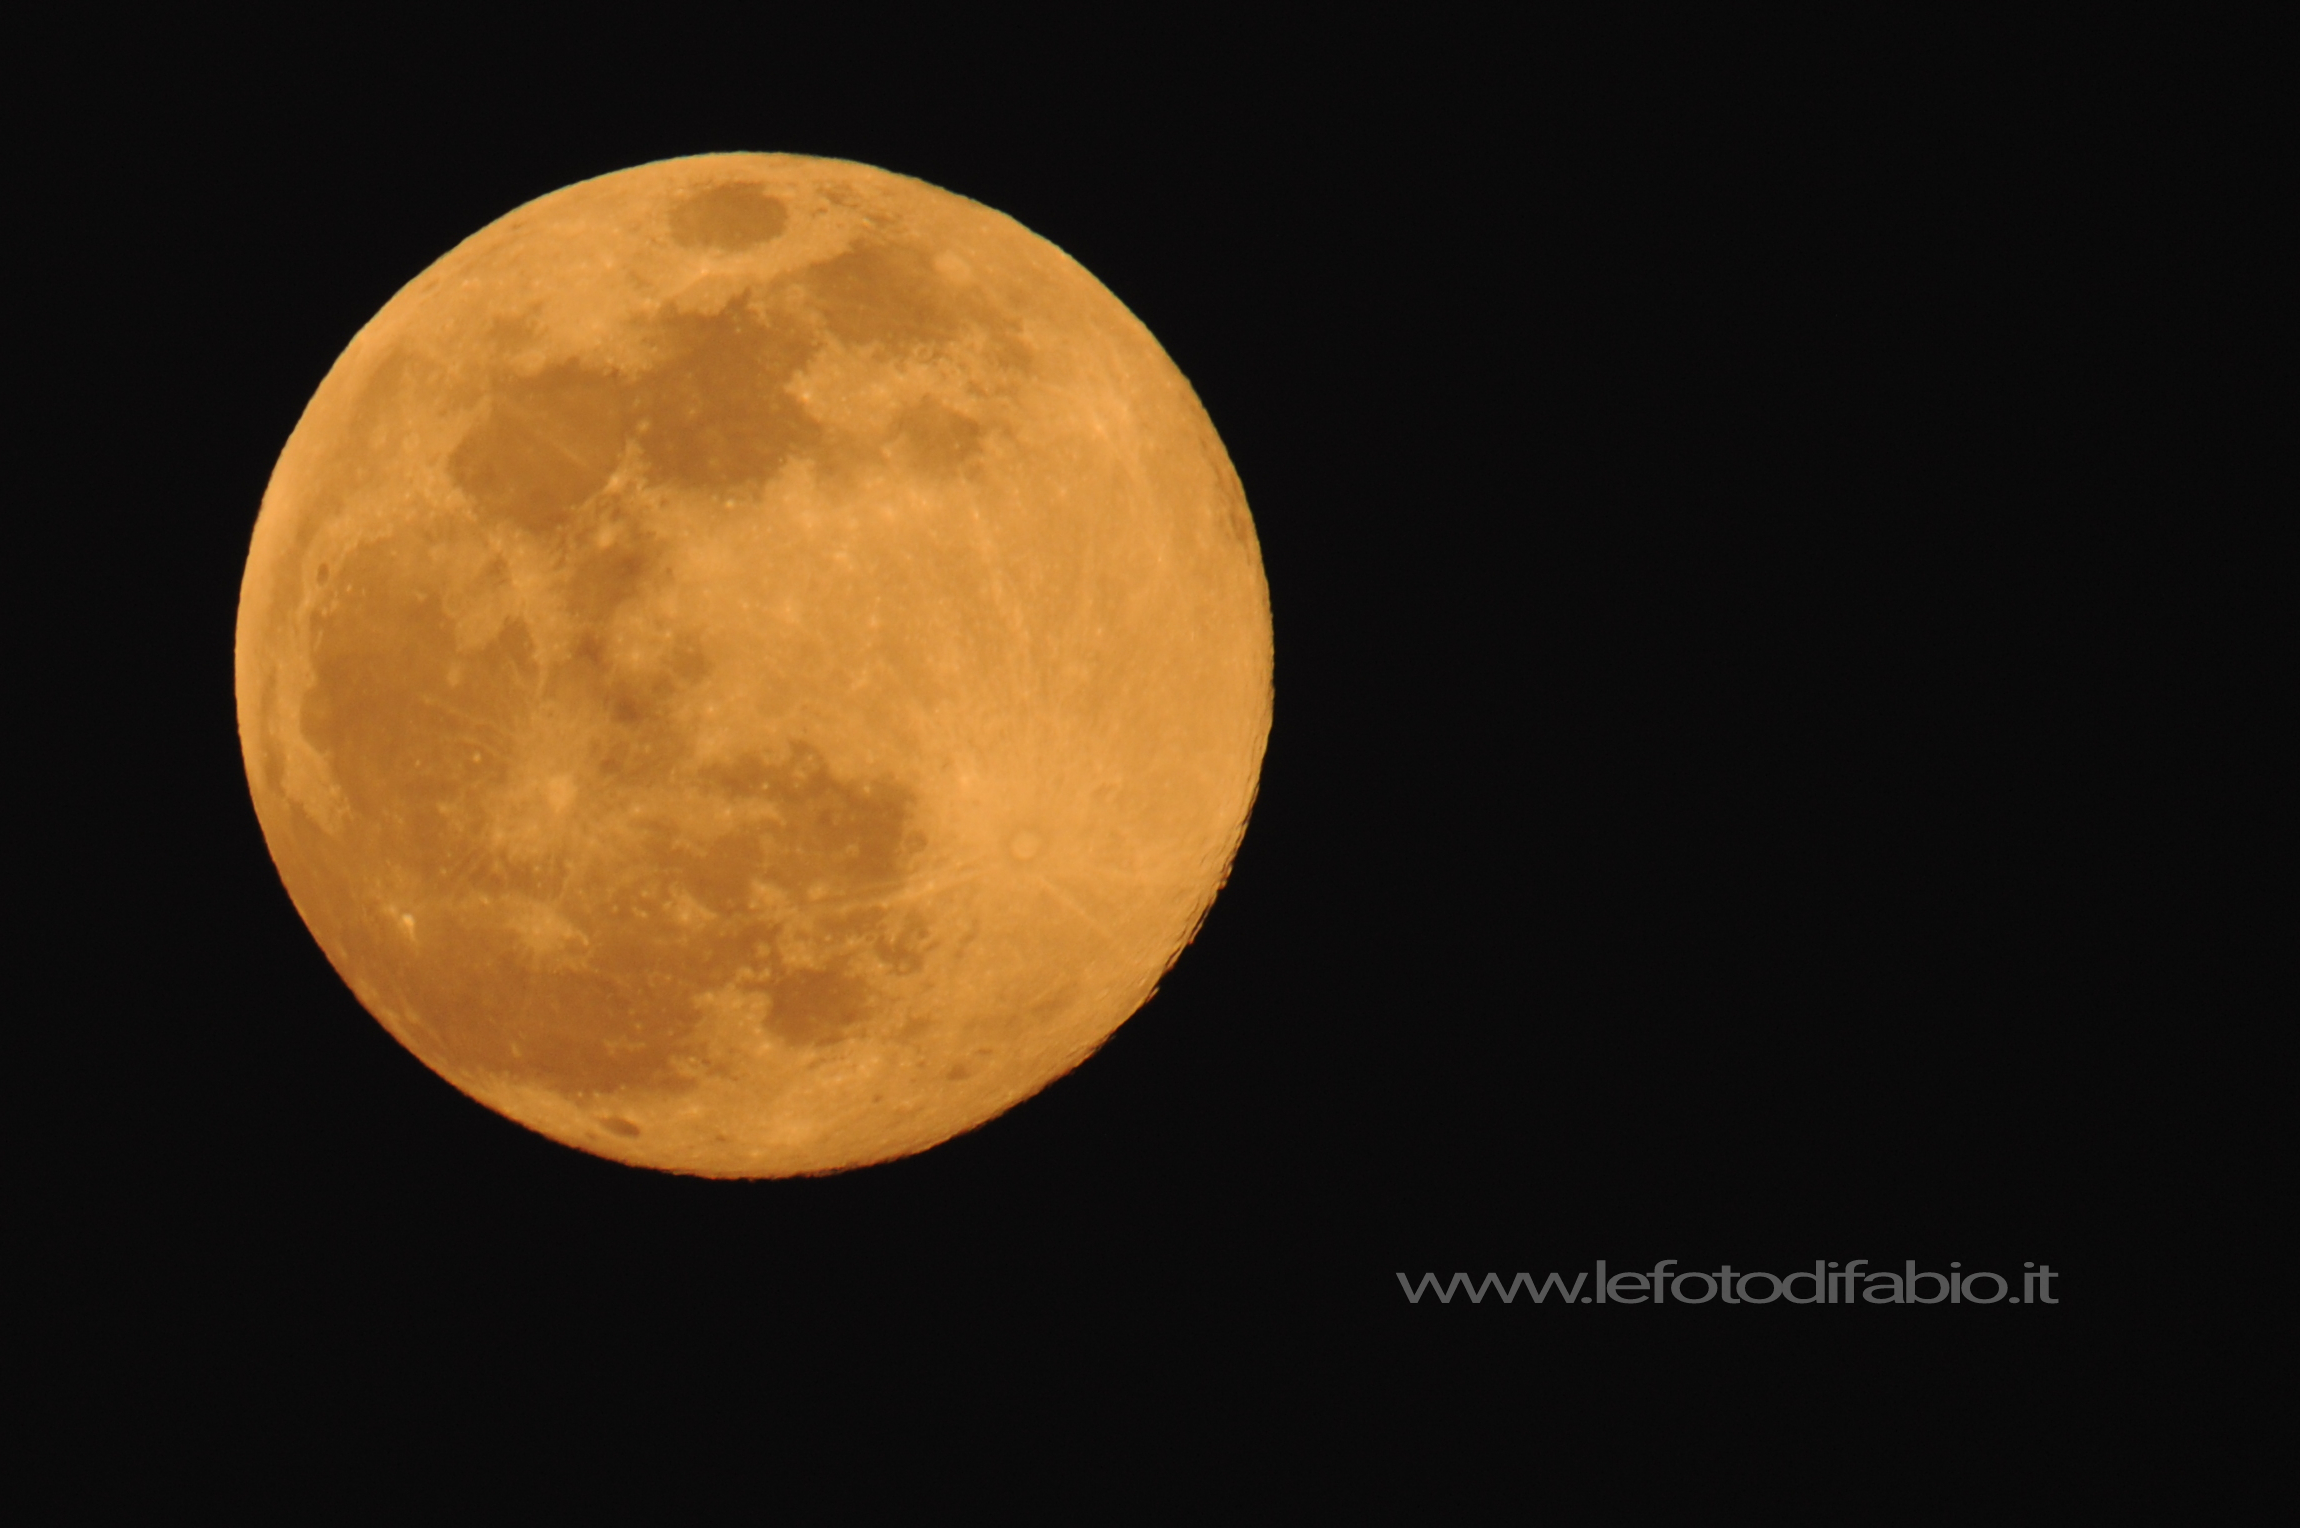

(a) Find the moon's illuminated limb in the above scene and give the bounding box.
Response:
[235,155,1271,1177]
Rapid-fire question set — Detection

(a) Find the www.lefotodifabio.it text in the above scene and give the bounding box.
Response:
[1396,1262,2061,1305]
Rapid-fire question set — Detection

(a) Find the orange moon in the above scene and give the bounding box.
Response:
[235,154,1272,1177]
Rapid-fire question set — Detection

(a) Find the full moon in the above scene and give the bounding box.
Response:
[235,154,1272,1176]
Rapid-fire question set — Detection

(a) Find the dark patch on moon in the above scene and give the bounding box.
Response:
[449,363,630,534]
[714,740,922,894]
[761,967,870,1046]
[668,183,789,251]
[801,238,973,354]
[692,742,932,1050]
[631,298,822,489]
[893,397,985,474]
[558,495,659,625]
[302,530,535,832]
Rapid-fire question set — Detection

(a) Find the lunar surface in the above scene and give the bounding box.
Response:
[235,154,1272,1176]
